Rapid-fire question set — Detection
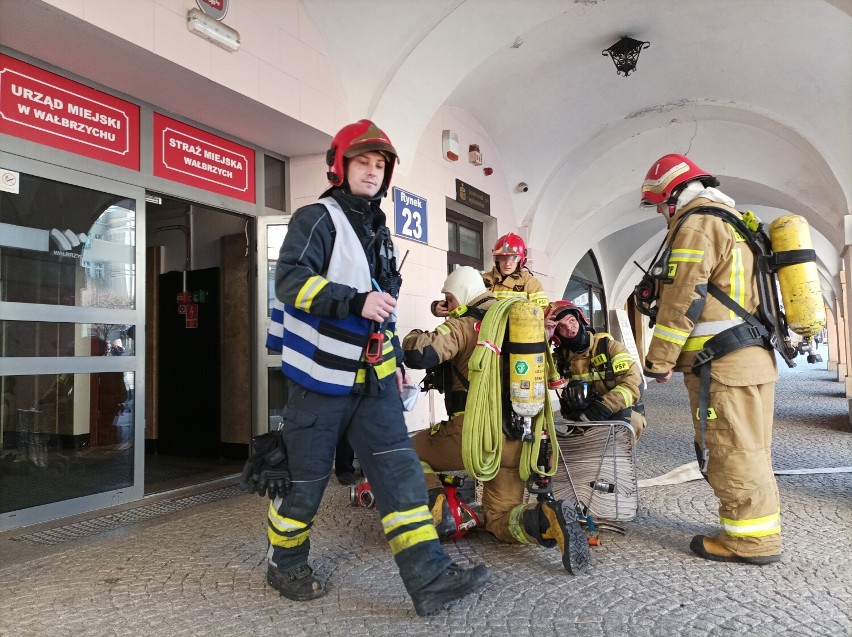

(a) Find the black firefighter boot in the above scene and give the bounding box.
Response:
[522,500,589,575]
[267,563,325,601]
[410,563,492,617]
[428,487,458,541]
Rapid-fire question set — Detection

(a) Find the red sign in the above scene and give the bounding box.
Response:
[153,113,255,203]
[196,0,229,20]
[185,303,199,329]
[0,54,139,170]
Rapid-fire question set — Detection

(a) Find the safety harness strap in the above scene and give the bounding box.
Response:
[592,336,617,390]
[692,282,771,474]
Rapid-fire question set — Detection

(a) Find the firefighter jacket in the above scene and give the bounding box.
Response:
[644,197,777,386]
[482,268,548,307]
[268,188,403,395]
[555,332,643,416]
[403,293,497,415]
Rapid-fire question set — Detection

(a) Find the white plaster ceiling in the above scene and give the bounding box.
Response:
[305,0,852,308]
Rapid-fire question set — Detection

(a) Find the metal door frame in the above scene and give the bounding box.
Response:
[0,151,146,531]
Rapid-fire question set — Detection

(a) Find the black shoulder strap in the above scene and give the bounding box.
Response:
[592,336,617,390]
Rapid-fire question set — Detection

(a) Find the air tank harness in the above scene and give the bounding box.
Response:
[462,297,559,484]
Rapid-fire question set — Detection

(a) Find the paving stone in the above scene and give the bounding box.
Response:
[0,347,850,636]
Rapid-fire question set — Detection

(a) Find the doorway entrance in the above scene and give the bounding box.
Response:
[143,194,252,493]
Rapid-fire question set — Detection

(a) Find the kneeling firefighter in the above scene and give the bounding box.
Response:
[633,153,823,565]
[544,301,646,438]
[404,266,589,574]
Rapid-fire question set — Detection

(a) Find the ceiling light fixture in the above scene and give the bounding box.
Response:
[187,8,240,52]
[602,36,649,77]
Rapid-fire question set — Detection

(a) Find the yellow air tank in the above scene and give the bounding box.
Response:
[767,214,826,338]
[507,301,547,417]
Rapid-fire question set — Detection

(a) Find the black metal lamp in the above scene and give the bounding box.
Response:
[602,36,650,77]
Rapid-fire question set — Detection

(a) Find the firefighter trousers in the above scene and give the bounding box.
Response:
[683,374,782,557]
[267,378,451,594]
[411,413,531,544]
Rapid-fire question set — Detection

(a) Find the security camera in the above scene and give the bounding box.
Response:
[517,182,529,193]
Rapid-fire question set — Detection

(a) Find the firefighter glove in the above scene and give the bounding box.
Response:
[241,430,291,499]
[582,399,614,422]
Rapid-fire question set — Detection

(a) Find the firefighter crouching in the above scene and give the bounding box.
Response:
[403,266,589,574]
[544,301,646,437]
[637,153,781,565]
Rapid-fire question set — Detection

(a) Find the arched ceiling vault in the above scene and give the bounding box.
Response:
[304,0,851,307]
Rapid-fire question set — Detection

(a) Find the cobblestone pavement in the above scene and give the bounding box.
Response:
[1,345,850,636]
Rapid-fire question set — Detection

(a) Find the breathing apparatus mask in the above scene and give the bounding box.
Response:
[558,379,595,422]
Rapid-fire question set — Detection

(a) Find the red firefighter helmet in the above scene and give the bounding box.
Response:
[545,300,590,347]
[492,233,527,268]
[640,154,714,207]
[545,300,589,328]
[326,119,399,197]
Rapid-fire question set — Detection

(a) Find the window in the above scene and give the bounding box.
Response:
[0,173,136,309]
[264,155,286,212]
[564,250,607,333]
[446,210,483,274]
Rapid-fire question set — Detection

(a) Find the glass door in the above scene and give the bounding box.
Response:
[0,153,145,531]
[254,216,288,435]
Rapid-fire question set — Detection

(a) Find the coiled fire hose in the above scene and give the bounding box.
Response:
[462,298,559,483]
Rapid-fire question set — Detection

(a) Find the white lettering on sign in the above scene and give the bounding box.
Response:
[66,103,122,129]
[169,138,202,155]
[203,149,243,169]
[400,191,423,209]
[183,156,233,178]
[400,207,423,239]
[10,84,63,110]
[29,108,117,141]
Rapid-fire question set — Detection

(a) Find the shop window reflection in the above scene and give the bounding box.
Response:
[0,371,134,514]
[0,172,136,309]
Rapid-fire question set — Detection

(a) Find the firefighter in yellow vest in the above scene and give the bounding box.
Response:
[430,233,547,317]
[404,266,589,575]
[544,301,646,438]
[638,153,781,564]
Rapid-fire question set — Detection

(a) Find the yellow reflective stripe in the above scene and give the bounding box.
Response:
[493,290,526,298]
[294,275,328,312]
[268,505,308,533]
[720,510,781,538]
[355,354,398,382]
[381,506,434,535]
[267,505,310,548]
[729,248,745,320]
[569,372,596,382]
[653,323,690,345]
[670,248,704,263]
[387,525,439,555]
[508,504,532,544]
[683,335,712,352]
[436,324,451,335]
[612,385,633,408]
[611,353,633,373]
[420,461,437,475]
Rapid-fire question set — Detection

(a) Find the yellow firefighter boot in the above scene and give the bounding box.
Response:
[428,488,458,541]
[524,501,589,575]
[690,535,781,565]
